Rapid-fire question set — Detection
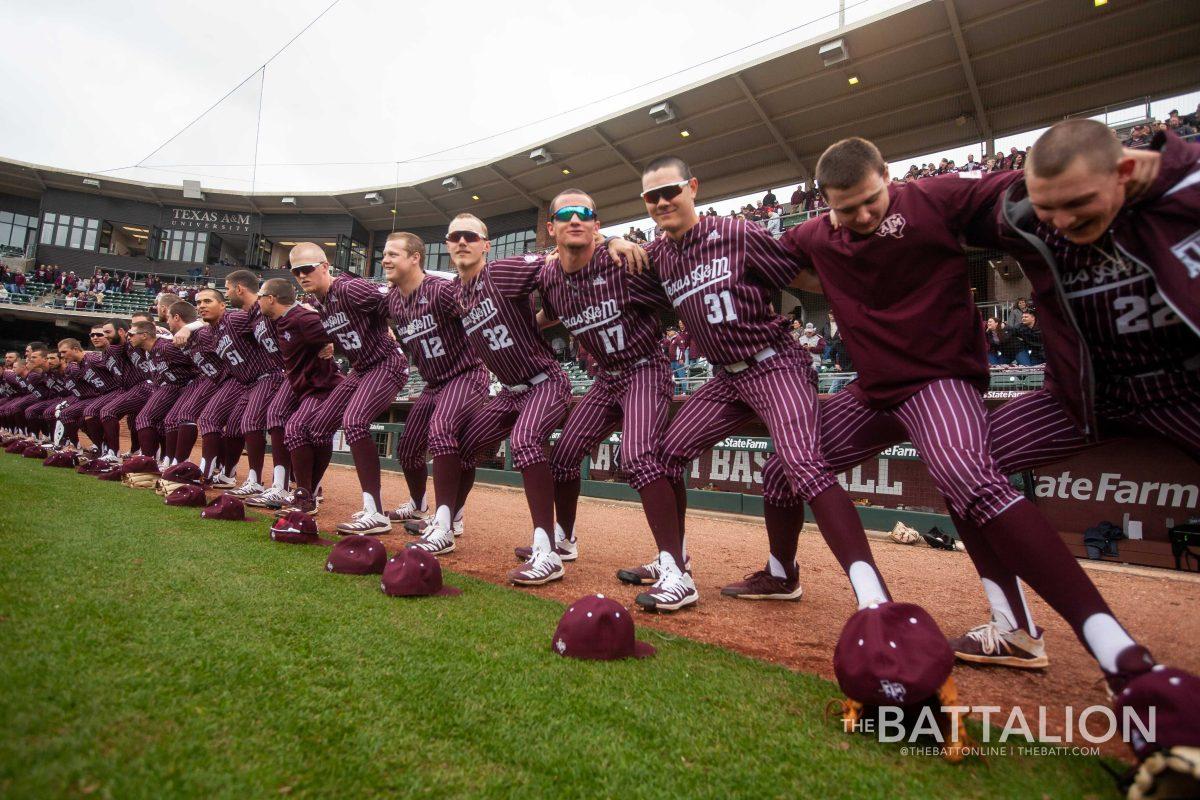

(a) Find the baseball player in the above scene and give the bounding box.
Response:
[161,300,225,468]
[95,318,157,462]
[765,134,1194,704]
[24,349,68,443]
[936,121,1200,671]
[406,212,571,571]
[0,358,33,439]
[56,336,115,451]
[523,189,691,611]
[12,343,51,442]
[382,231,489,539]
[288,242,409,534]
[629,156,892,614]
[257,275,343,516]
[76,323,124,456]
[127,319,198,459]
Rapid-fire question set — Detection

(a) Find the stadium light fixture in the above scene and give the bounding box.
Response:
[819,39,849,67]
[649,101,676,124]
[561,168,571,175]
[1094,0,1107,6]
[443,176,463,192]
[679,129,691,138]
[364,192,384,205]
[281,197,297,206]
[848,76,860,86]
[182,179,204,201]
[471,195,481,201]
[81,178,101,188]
[530,147,552,166]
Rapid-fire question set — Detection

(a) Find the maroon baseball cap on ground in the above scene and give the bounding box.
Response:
[1114,665,1200,759]
[120,454,160,475]
[201,495,245,521]
[833,601,953,708]
[326,535,387,575]
[380,548,461,597]
[4,440,26,453]
[22,443,47,459]
[76,458,100,474]
[270,511,330,545]
[165,484,207,507]
[96,463,124,481]
[43,451,79,468]
[552,594,655,660]
[162,461,202,484]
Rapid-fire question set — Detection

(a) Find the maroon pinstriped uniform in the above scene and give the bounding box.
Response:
[540,248,674,490]
[135,338,198,434]
[388,274,488,468]
[307,274,408,444]
[645,216,834,501]
[453,255,571,470]
[77,351,122,421]
[26,369,68,424]
[217,303,286,436]
[777,173,1027,524]
[269,302,341,451]
[98,339,155,424]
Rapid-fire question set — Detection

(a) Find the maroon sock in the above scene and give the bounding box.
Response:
[65,422,80,447]
[979,500,1117,651]
[951,510,1037,635]
[176,426,198,463]
[221,436,243,476]
[200,433,222,477]
[670,475,687,541]
[164,429,178,462]
[431,454,461,516]
[291,444,314,492]
[638,477,684,566]
[764,500,802,580]
[808,485,890,599]
[348,438,383,511]
[455,467,476,517]
[84,418,103,449]
[403,463,428,508]
[519,461,555,534]
[554,477,582,539]
[102,418,121,453]
[268,427,290,486]
[244,431,266,482]
[313,443,333,491]
[137,427,158,457]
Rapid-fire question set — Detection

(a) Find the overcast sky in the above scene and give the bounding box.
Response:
[4,0,1197,235]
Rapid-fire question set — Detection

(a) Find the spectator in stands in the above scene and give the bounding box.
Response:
[664,325,690,394]
[820,311,840,361]
[0,284,8,303]
[796,322,824,369]
[766,206,781,236]
[1006,297,1030,331]
[1012,311,1045,366]
[761,188,777,207]
[789,186,803,212]
[1124,124,1151,148]
[985,317,1011,365]
[1183,104,1200,128]
[13,271,26,294]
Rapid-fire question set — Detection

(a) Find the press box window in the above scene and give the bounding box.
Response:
[39,213,100,251]
[158,229,209,263]
[0,211,38,255]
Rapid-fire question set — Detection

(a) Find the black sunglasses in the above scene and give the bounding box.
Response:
[445,230,483,244]
[641,180,690,205]
[550,205,596,223]
[290,263,320,276]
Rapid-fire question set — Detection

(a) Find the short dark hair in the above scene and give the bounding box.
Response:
[1027,119,1122,179]
[107,318,129,333]
[385,232,426,268]
[28,341,49,355]
[225,269,260,292]
[131,320,157,337]
[196,287,224,303]
[550,188,596,212]
[58,338,82,350]
[643,155,693,181]
[131,311,154,324]
[815,137,887,192]
[259,278,296,305]
[167,300,198,323]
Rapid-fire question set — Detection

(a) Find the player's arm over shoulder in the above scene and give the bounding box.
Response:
[488,253,545,299]
[777,216,823,293]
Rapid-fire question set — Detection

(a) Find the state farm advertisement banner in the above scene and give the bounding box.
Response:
[583,434,1199,569]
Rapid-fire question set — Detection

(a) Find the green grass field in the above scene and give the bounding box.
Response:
[0,456,1118,799]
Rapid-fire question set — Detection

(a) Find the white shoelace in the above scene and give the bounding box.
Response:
[964,622,1003,655]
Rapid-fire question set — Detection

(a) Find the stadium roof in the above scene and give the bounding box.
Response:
[2,0,1197,230]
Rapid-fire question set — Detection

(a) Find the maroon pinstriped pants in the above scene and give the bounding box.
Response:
[457,368,571,470]
[134,384,184,431]
[164,378,217,433]
[25,398,61,422]
[98,383,154,422]
[196,379,249,437]
[265,382,298,431]
[550,358,672,491]
[394,367,489,469]
[81,393,111,420]
[989,387,1200,471]
[230,371,284,435]
[661,348,835,502]
[308,354,408,444]
[283,391,334,451]
[763,379,1021,526]
[56,396,87,425]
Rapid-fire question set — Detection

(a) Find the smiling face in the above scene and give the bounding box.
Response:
[547,193,598,251]
[382,238,421,285]
[641,166,699,238]
[822,168,891,236]
[195,289,226,323]
[1026,154,1131,245]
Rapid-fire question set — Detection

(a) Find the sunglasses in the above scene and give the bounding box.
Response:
[290,262,322,276]
[445,230,483,244]
[641,180,690,205]
[550,205,596,223]
[89,332,106,337]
